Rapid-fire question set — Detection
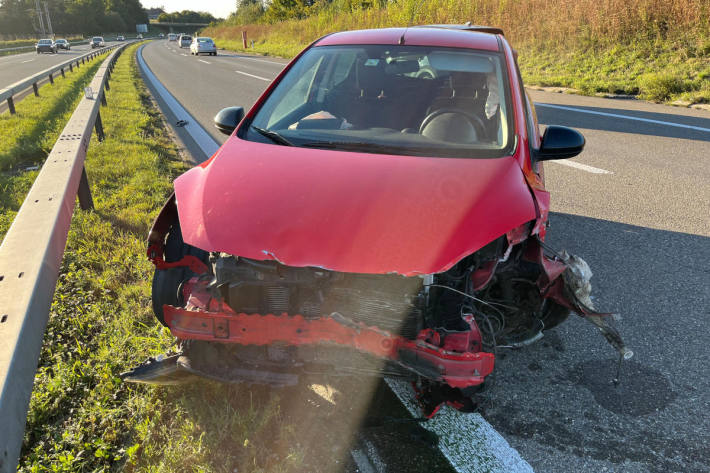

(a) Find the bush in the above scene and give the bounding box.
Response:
[638,73,685,101]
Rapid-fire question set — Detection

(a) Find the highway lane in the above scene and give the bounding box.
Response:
[139,39,710,473]
[0,41,114,90]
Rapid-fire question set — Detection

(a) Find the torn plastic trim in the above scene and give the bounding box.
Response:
[531,238,632,359]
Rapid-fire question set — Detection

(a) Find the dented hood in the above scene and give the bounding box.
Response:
[174,139,536,275]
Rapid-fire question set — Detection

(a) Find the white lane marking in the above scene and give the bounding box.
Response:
[21,59,34,63]
[136,44,220,158]
[234,70,271,81]
[536,102,710,133]
[198,59,211,64]
[236,56,284,66]
[386,378,534,473]
[548,159,612,174]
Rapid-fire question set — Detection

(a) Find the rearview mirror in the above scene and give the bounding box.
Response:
[214,107,245,136]
[536,126,585,161]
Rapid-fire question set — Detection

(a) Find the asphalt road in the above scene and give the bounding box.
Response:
[0,41,115,90]
[140,39,710,472]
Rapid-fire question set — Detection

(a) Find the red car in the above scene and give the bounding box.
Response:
[129,25,630,414]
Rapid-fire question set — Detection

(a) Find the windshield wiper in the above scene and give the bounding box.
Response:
[301,141,407,154]
[252,126,294,146]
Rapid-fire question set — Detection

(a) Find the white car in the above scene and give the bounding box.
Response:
[178,34,191,48]
[168,33,177,41]
[190,37,217,56]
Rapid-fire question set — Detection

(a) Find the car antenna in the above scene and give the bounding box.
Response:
[399,0,429,45]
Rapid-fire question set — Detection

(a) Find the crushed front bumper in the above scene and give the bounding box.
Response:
[162,279,495,389]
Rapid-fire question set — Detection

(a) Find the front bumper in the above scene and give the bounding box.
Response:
[163,278,495,389]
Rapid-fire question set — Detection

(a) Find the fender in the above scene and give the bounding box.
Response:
[146,193,209,274]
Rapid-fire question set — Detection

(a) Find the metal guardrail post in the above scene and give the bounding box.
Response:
[77,167,94,210]
[32,83,38,97]
[94,111,105,142]
[0,43,127,473]
[48,73,53,85]
[6,97,14,115]
[60,67,65,78]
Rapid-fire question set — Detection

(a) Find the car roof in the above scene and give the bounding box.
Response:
[315,26,500,51]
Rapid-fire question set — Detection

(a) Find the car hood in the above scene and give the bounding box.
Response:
[174,139,536,275]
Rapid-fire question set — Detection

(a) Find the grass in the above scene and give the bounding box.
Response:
[204,0,710,105]
[5,42,377,473]
[0,51,109,173]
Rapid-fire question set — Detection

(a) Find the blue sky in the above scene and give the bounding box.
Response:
[141,0,235,20]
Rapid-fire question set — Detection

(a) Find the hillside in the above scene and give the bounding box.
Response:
[203,0,710,105]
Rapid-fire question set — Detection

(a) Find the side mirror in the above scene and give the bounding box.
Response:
[536,125,585,161]
[214,107,245,136]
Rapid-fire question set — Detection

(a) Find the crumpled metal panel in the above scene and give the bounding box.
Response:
[174,139,537,276]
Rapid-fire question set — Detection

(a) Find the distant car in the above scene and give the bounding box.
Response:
[91,37,105,49]
[54,39,70,50]
[35,39,57,54]
[168,33,177,41]
[159,33,165,38]
[190,37,217,56]
[137,34,143,39]
[179,34,192,48]
[117,35,125,41]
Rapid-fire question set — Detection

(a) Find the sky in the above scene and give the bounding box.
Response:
[140,1,235,20]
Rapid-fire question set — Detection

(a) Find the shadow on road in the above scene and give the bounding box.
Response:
[482,212,710,473]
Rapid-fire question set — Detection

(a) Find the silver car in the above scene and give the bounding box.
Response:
[190,37,217,56]
[178,34,191,48]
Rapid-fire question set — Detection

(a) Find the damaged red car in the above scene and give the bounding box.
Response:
[125,25,631,413]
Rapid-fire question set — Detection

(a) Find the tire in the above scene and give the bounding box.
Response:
[540,299,571,331]
[151,223,209,326]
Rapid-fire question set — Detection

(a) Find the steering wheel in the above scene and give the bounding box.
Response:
[419,108,487,141]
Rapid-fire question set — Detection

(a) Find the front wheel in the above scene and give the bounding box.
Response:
[151,223,209,326]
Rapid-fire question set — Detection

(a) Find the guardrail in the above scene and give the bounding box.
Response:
[0,41,130,473]
[0,43,120,114]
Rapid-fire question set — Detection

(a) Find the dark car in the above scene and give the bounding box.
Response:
[90,36,105,49]
[127,25,630,415]
[35,39,56,54]
[54,39,70,50]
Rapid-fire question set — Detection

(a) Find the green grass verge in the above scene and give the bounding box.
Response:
[205,11,710,105]
[3,42,311,473]
[517,37,710,103]
[0,51,109,237]
[0,51,109,173]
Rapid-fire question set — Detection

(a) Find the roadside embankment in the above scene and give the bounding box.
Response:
[202,0,710,105]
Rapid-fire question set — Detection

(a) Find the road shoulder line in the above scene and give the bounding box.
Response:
[535,102,710,133]
[136,44,220,158]
[385,378,534,473]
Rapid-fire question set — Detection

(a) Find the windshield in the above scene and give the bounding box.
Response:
[197,38,212,43]
[245,45,513,158]
[93,37,102,41]
[38,39,52,44]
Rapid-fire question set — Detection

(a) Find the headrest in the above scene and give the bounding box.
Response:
[356,58,386,94]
